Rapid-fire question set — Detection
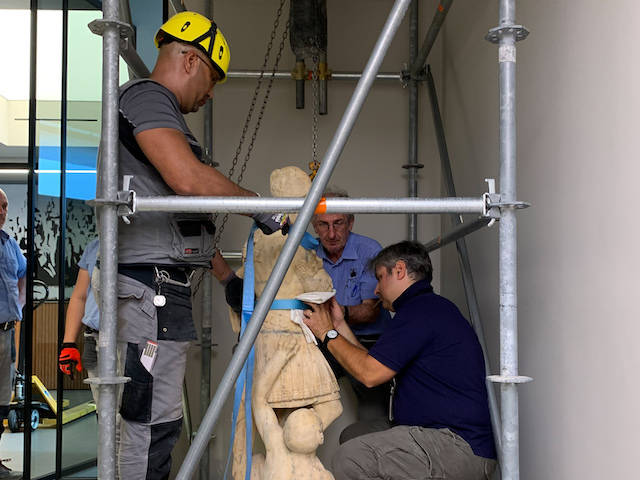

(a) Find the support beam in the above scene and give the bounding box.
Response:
[409,0,453,77]
[227,70,402,81]
[406,0,419,240]
[486,1,532,479]
[130,196,487,215]
[175,1,413,477]
[423,217,491,253]
[96,1,122,479]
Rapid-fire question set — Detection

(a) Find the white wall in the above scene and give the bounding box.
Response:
[173,1,445,477]
[441,1,640,478]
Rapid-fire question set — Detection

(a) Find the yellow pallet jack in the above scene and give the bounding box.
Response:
[5,374,96,432]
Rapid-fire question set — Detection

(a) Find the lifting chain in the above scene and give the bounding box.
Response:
[213,0,290,247]
[309,54,321,180]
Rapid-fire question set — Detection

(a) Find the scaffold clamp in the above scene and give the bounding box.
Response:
[88,191,136,222]
[88,19,136,51]
[483,178,501,222]
[485,25,530,44]
[85,376,131,386]
[487,374,533,384]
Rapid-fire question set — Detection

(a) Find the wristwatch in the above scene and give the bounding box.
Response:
[322,329,339,348]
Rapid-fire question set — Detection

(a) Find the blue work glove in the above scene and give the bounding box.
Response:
[252,213,290,235]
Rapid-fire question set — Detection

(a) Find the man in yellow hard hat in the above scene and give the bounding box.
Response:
[112,11,287,479]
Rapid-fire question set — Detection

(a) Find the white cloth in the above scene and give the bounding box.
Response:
[290,290,336,345]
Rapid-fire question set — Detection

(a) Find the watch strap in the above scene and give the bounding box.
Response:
[322,330,339,349]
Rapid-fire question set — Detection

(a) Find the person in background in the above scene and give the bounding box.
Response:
[0,188,26,480]
[58,238,100,401]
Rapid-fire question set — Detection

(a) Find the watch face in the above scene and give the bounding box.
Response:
[327,329,338,339]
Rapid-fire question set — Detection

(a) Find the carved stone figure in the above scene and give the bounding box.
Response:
[250,346,334,480]
[230,166,342,480]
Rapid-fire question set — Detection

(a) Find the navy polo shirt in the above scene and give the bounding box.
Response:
[369,279,496,459]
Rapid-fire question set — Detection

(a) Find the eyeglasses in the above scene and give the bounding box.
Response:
[313,218,348,233]
[182,50,219,86]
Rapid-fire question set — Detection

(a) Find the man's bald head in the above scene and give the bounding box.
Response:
[0,188,8,230]
[151,41,220,114]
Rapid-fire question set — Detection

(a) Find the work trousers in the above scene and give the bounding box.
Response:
[116,274,189,480]
[0,327,15,440]
[333,425,497,480]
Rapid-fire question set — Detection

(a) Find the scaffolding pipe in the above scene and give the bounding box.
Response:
[423,217,491,253]
[175,0,412,476]
[199,0,214,474]
[199,274,212,480]
[425,66,503,463]
[168,0,186,13]
[410,0,453,77]
[407,0,419,240]
[97,0,121,479]
[227,70,401,81]
[120,38,151,79]
[132,196,485,214]
[494,0,528,478]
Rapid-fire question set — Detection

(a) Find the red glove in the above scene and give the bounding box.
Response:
[59,342,82,376]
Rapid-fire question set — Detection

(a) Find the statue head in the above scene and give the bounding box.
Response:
[270,166,311,224]
[270,166,311,198]
[282,408,324,454]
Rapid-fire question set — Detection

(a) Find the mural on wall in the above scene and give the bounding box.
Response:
[2,184,97,295]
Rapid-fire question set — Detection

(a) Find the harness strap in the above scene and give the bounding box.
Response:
[224,227,317,480]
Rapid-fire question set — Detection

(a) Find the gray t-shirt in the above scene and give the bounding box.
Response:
[117,79,214,266]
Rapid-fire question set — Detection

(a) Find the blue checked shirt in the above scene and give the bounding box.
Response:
[316,232,391,336]
[78,239,100,331]
[0,230,27,324]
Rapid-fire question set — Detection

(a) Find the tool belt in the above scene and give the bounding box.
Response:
[1,321,16,331]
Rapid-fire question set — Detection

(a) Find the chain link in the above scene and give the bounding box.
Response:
[309,54,321,180]
[213,0,289,246]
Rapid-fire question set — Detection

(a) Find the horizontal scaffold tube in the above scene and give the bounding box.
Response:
[132,196,486,215]
[227,70,401,81]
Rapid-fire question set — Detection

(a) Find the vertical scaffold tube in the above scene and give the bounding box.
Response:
[175,0,412,477]
[407,0,418,241]
[98,1,120,479]
[498,0,519,478]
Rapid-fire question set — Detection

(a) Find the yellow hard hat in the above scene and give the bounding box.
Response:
[155,11,230,83]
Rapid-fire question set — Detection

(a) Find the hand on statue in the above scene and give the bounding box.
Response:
[303,302,335,340]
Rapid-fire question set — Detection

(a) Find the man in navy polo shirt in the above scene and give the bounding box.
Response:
[303,241,496,480]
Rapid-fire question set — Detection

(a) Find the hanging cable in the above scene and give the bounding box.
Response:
[213,0,290,246]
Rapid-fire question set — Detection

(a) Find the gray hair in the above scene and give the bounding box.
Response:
[315,186,353,222]
[369,241,433,284]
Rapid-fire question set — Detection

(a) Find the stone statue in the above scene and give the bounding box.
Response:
[230,166,342,480]
[250,345,334,480]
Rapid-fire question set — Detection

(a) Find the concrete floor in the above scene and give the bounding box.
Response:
[0,390,98,479]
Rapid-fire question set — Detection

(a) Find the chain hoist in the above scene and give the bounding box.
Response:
[308,54,321,180]
[213,0,290,246]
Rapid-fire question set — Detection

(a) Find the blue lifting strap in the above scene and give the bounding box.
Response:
[301,231,320,251]
[224,227,312,480]
[224,223,258,480]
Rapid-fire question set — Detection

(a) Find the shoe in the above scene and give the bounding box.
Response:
[0,459,22,479]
